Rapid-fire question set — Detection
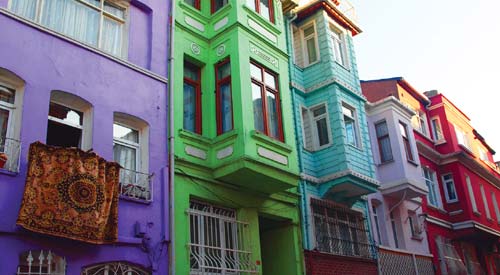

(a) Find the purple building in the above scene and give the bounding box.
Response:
[0,0,170,273]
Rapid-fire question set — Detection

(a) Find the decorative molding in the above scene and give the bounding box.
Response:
[185,16,205,32]
[216,44,226,56]
[257,146,288,165]
[214,17,229,32]
[185,145,207,160]
[190,43,201,55]
[216,146,233,159]
[248,19,277,43]
[249,44,278,68]
[301,169,379,186]
[290,76,360,97]
[449,209,464,216]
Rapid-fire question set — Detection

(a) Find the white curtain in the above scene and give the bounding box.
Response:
[101,17,122,56]
[10,0,37,20]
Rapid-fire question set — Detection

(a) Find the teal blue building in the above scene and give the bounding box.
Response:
[286,1,379,273]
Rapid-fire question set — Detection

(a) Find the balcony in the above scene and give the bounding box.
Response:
[379,178,428,200]
[119,168,153,202]
[378,246,435,275]
[0,136,21,173]
[311,170,379,203]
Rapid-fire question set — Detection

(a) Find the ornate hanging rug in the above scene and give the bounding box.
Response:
[17,142,120,244]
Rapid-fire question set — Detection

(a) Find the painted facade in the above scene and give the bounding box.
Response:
[0,0,170,273]
[287,1,379,274]
[171,0,305,274]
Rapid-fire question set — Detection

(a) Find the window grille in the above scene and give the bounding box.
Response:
[435,237,468,275]
[81,261,150,275]
[0,136,21,172]
[311,199,376,259]
[188,200,258,274]
[17,250,66,275]
[119,168,153,201]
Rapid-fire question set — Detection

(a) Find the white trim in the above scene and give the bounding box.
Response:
[480,184,491,220]
[301,102,333,151]
[342,102,360,148]
[328,20,349,69]
[442,173,458,203]
[300,21,320,67]
[465,174,479,214]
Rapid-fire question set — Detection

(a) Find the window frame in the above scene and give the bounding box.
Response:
[0,84,16,144]
[211,0,228,13]
[389,211,399,248]
[342,103,359,148]
[248,0,275,23]
[408,211,422,239]
[442,173,458,203]
[329,22,349,68]
[300,21,320,67]
[465,174,479,215]
[423,167,442,208]
[183,61,203,135]
[400,121,414,162]
[431,116,444,142]
[415,110,429,136]
[480,184,491,220]
[491,192,500,224]
[185,0,201,10]
[250,60,284,141]
[371,201,382,245]
[301,103,332,151]
[374,120,393,163]
[215,58,233,135]
[454,124,471,150]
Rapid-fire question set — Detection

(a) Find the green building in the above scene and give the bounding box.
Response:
[171,0,304,274]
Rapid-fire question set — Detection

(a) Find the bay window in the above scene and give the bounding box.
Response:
[375,120,392,163]
[250,61,283,141]
[10,0,126,57]
[342,104,358,147]
[247,0,274,23]
[215,59,233,135]
[184,61,202,134]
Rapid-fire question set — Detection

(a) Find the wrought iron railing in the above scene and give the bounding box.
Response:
[0,136,21,173]
[188,201,258,274]
[378,246,435,275]
[17,250,66,275]
[81,261,150,275]
[119,168,153,201]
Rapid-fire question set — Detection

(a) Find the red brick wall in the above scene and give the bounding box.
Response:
[304,250,378,275]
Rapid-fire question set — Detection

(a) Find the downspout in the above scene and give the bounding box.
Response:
[167,1,176,274]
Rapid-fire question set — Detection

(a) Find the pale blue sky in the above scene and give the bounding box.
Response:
[349,0,500,160]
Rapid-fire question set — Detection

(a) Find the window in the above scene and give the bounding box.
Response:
[82,261,150,275]
[408,211,422,239]
[10,0,126,56]
[480,184,491,219]
[400,122,414,162]
[431,116,444,141]
[390,212,399,248]
[371,201,382,244]
[46,91,92,150]
[423,167,442,208]
[492,192,500,223]
[212,0,228,13]
[247,0,274,23]
[301,23,319,66]
[0,73,23,173]
[413,110,428,136]
[311,199,374,259]
[185,0,201,10]
[184,61,202,134]
[465,175,479,214]
[113,113,151,201]
[375,120,393,163]
[330,24,348,67]
[455,125,471,150]
[442,174,458,203]
[215,59,233,135]
[478,146,489,162]
[250,61,283,141]
[301,103,331,151]
[342,104,358,147]
[188,200,256,274]
[17,250,66,275]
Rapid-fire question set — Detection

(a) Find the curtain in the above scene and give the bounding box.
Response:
[113,143,136,184]
[10,0,37,20]
[102,17,122,56]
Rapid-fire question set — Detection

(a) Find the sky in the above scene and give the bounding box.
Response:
[347,0,500,160]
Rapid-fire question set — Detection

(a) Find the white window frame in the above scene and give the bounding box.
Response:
[415,110,429,137]
[442,173,458,203]
[113,122,141,172]
[8,0,128,58]
[329,22,349,68]
[480,184,491,220]
[431,116,444,142]
[390,211,399,248]
[408,211,423,239]
[454,124,471,151]
[478,146,489,162]
[301,103,332,151]
[423,167,443,208]
[300,21,320,67]
[491,192,500,224]
[342,103,360,148]
[465,175,479,215]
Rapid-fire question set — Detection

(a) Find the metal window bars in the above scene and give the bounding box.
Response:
[188,201,258,275]
[119,168,153,201]
[0,136,21,173]
[81,261,151,275]
[435,237,468,275]
[311,200,377,259]
[378,246,435,275]
[17,250,66,275]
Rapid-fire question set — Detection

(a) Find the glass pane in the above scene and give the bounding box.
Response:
[264,71,276,89]
[10,0,37,20]
[342,106,353,117]
[379,137,392,162]
[306,38,317,63]
[345,118,356,145]
[303,25,315,37]
[41,0,99,47]
[0,109,9,149]
[113,124,138,143]
[219,83,233,133]
[259,0,271,21]
[102,17,123,56]
[252,83,264,132]
[49,102,83,126]
[104,2,125,19]
[400,123,407,138]
[113,143,136,171]
[0,85,15,104]
[217,61,231,80]
[316,117,329,146]
[266,91,279,138]
[213,0,228,12]
[250,63,262,81]
[183,83,197,132]
[185,0,198,9]
[313,106,326,117]
[185,63,200,81]
[375,121,388,137]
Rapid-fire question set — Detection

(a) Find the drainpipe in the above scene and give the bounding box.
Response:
[167,1,176,274]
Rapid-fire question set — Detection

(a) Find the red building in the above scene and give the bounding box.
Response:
[363,77,500,275]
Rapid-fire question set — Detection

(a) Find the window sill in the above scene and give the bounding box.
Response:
[0,168,18,177]
[242,5,281,35]
[119,195,152,205]
[251,130,292,153]
[376,159,395,167]
[407,160,419,167]
[459,144,474,156]
[211,3,232,18]
[445,199,459,205]
[473,211,481,217]
[411,235,424,241]
[435,139,447,146]
[179,129,212,146]
[427,204,447,214]
[334,61,350,72]
[0,9,167,84]
[347,143,363,152]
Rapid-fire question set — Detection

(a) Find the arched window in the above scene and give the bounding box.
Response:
[81,261,150,275]
[0,68,25,173]
[113,112,151,201]
[17,250,66,275]
[47,91,93,150]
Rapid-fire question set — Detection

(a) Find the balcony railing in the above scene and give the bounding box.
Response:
[378,246,435,275]
[17,250,66,275]
[119,168,153,202]
[0,136,21,173]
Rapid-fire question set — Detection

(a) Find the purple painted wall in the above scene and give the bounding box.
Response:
[0,0,170,272]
